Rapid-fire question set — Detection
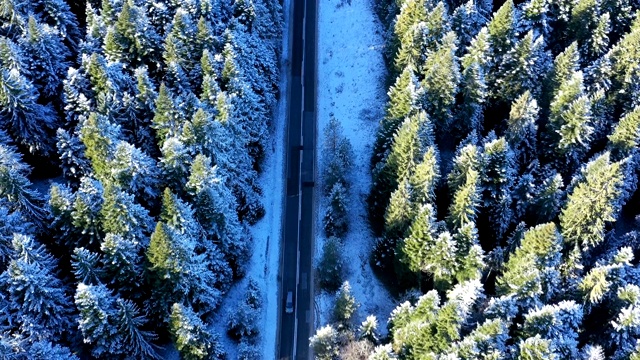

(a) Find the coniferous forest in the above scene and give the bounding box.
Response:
[0,0,282,357]
[323,0,640,358]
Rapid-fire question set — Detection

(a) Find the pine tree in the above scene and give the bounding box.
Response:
[317,236,344,291]
[447,169,481,231]
[100,182,153,244]
[409,146,440,204]
[160,136,192,192]
[506,91,539,169]
[0,200,26,268]
[517,335,558,359]
[0,68,57,155]
[452,0,489,54]
[360,315,379,343]
[453,222,484,283]
[521,301,582,358]
[560,152,627,250]
[458,28,490,135]
[109,141,161,200]
[186,154,248,274]
[481,136,515,240]
[546,71,593,169]
[608,106,640,159]
[75,282,157,359]
[496,223,563,310]
[454,318,509,358]
[79,112,121,178]
[19,16,70,98]
[323,117,354,194]
[146,221,190,319]
[70,177,104,249]
[151,83,179,145]
[0,144,45,223]
[494,31,550,103]
[310,325,340,360]
[384,178,414,242]
[101,233,144,295]
[56,128,91,184]
[487,0,518,60]
[422,32,460,132]
[392,0,428,67]
[532,170,564,223]
[545,42,580,109]
[161,187,231,291]
[334,281,358,329]
[323,182,348,238]
[71,247,103,285]
[447,139,481,192]
[170,303,224,360]
[372,66,418,168]
[521,0,551,38]
[400,203,437,274]
[0,234,74,341]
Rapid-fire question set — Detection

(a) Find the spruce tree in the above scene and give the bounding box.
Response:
[372,66,418,167]
[506,91,539,169]
[0,234,74,341]
[400,203,437,274]
[334,281,358,328]
[458,28,490,135]
[494,31,550,103]
[19,16,70,98]
[487,0,518,61]
[422,32,460,132]
[546,71,593,170]
[170,303,224,360]
[0,68,57,155]
[608,106,640,159]
[496,223,563,310]
[559,152,627,250]
[447,169,481,231]
[186,154,248,274]
[521,301,582,358]
[481,136,515,240]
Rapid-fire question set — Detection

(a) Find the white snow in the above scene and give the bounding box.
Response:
[315,0,395,335]
[208,0,290,356]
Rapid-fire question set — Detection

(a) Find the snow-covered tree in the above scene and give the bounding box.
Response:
[310,325,340,360]
[0,234,74,341]
[559,152,627,250]
[170,303,224,360]
[496,223,563,310]
[422,32,460,132]
[334,281,358,328]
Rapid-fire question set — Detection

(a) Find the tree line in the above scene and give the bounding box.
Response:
[0,0,282,358]
[314,0,640,358]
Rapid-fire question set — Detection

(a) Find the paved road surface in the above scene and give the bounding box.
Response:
[277,0,317,357]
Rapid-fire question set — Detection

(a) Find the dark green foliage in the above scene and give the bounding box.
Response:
[318,236,344,292]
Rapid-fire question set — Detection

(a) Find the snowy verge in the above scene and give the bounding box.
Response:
[315,0,395,334]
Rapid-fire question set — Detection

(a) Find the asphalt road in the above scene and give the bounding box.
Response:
[277,0,317,357]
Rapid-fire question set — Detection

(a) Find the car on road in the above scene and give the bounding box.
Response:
[286,291,294,314]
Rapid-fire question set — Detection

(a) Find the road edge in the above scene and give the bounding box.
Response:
[275,0,294,357]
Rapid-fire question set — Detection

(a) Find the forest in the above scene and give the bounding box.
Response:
[0,0,282,357]
[310,0,640,359]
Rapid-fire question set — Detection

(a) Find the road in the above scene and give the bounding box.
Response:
[277,0,317,356]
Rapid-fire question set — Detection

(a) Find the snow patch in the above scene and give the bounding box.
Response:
[315,0,395,335]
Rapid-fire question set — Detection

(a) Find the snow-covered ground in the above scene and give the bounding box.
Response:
[208,0,290,356]
[315,0,395,334]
